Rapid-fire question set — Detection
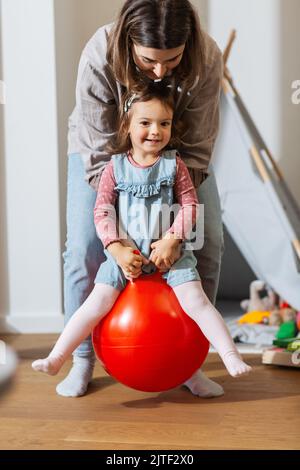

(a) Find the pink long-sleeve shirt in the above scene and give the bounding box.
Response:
[94,153,200,248]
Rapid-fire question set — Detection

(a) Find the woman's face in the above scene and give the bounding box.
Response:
[128,98,173,157]
[132,44,185,80]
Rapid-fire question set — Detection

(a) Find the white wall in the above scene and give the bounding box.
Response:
[0,0,63,332]
[208,0,300,203]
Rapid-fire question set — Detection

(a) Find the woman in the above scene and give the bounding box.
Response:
[61,0,225,398]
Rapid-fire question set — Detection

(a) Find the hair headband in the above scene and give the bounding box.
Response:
[124,93,139,113]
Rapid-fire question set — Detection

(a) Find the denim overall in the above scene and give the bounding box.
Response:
[94,150,200,291]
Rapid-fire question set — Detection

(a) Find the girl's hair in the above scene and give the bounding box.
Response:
[107,82,183,155]
[107,0,206,90]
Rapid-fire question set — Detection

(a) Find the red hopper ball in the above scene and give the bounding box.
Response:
[92,271,209,392]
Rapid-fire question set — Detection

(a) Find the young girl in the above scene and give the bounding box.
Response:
[32,85,251,382]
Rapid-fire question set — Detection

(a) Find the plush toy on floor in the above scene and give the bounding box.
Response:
[239,280,298,328]
[92,271,209,392]
[240,280,278,313]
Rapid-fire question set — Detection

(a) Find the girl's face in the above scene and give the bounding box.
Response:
[132,44,185,80]
[128,99,173,157]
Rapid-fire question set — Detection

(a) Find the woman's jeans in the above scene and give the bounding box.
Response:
[63,154,224,357]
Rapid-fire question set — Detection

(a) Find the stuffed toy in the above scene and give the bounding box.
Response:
[240,280,297,326]
[240,280,278,312]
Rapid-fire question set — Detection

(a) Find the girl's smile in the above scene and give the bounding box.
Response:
[145,138,162,144]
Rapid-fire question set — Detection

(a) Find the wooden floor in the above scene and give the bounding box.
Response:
[0,334,299,450]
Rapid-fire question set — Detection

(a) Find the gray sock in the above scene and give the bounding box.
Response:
[183,369,224,398]
[56,355,95,397]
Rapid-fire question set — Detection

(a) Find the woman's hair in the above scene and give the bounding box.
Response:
[107,81,183,155]
[107,0,206,90]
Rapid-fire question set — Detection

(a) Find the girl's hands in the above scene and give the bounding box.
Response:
[149,238,182,272]
[115,246,150,281]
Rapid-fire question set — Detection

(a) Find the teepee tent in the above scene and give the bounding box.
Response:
[212,31,300,309]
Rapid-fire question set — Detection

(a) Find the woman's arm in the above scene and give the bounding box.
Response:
[76,61,118,190]
[71,25,119,190]
[179,39,223,187]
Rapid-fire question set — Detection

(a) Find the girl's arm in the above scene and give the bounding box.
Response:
[94,160,120,248]
[94,163,142,251]
[166,155,200,240]
[94,164,148,279]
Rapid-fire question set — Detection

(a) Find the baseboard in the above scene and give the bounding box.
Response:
[0,313,64,334]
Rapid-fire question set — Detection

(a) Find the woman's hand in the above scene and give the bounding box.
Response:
[149,236,182,272]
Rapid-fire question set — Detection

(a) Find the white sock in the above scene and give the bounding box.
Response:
[183,369,224,398]
[55,355,95,397]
